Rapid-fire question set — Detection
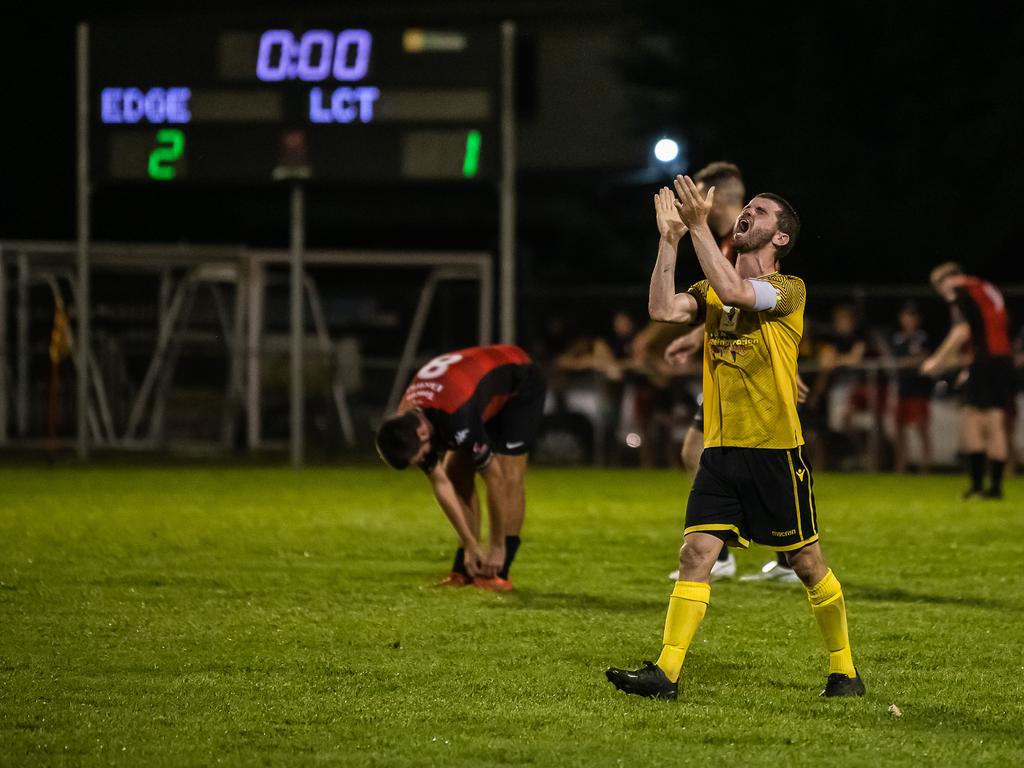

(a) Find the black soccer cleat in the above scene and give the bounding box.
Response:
[961,487,985,500]
[982,488,1004,500]
[820,668,866,697]
[605,661,678,700]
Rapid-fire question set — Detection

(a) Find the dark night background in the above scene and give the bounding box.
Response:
[3,0,1024,449]
[4,1,1024,288]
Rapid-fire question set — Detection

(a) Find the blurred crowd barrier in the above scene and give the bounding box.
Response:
[5,258,1024,471]
[522,283,1024,474]
[532,362,1024,474]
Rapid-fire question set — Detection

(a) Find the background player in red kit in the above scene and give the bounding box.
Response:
[659,162,746,582]
[375,344,547,590]
[922,263,1014,499]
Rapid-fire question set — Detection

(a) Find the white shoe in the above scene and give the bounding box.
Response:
[666,552,736,582]
[710,552,736,581]
[739,559,802,584]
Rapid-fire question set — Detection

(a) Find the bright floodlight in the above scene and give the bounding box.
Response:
[654,138,679,163]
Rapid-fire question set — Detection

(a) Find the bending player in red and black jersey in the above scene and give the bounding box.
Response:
[922,263,1014,499]
[375,345,546,590]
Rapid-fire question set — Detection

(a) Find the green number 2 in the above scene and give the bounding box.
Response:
[148,129,185,181]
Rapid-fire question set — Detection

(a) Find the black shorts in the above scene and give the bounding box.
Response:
[963,357,1014,411]
[685,445,819,552]
[484,364,547,456]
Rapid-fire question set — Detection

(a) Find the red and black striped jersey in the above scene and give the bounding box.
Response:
[950,276,1011,360]
[401,344,536,472]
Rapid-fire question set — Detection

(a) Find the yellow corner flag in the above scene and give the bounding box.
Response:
[49,296,72,364]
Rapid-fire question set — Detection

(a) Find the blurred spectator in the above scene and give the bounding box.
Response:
[532,289,1024,473]
[551,309,689,467]
[554,309,630,381]
[554,309,642,464]
[529,313,612,465]
[797,319,828,468]
[531,314,573,370]
[804,303,887,469]
[530,314,579,412]
[885,301,933,473]
[803,305,862,468]
[597,310,672,467]
[630,321,689,467]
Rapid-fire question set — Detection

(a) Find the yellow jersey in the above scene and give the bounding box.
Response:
[687,273,805,449]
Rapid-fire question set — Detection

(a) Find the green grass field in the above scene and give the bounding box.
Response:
[1,466,1022,767]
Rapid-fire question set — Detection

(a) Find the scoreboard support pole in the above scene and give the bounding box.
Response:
[76,23,91,460]
[499,20,517,344]
[16,254,28,438]
[289,182,305,469]
[246,256,264,452]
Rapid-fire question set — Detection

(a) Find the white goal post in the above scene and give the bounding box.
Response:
[0,241,493,458]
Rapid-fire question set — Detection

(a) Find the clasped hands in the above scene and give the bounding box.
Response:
[654,175,716,242]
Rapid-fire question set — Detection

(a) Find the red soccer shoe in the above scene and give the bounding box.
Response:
[472,577,515,592]
[434,572,473,587]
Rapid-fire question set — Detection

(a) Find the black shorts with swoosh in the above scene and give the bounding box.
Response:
[684,446,818,551]
[484,363,547,456]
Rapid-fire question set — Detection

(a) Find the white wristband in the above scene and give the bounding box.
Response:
[747,279,778,312]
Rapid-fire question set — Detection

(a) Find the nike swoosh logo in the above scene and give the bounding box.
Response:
[506,441,525,449]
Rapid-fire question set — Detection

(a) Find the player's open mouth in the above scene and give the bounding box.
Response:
[737,218,751,234]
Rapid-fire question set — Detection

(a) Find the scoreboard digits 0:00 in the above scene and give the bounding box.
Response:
[90,22,499,183]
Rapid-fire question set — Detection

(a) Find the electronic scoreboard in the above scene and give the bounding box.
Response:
[89,23,501,184]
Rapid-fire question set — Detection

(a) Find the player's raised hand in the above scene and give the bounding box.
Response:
[672,175,715,229]
[655,186,687,242]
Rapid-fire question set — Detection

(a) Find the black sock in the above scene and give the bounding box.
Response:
[777,553,790,568]
[499,535,521,579]
[968,452,986,491]
[452,548,468,576]
[989,459,1005,494]
[717,548,730,563]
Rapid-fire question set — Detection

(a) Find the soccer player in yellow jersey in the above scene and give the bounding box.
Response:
[606,176,864,699]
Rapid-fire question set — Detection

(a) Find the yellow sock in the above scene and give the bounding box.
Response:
[655,581,710,683]
[806,569,856,677]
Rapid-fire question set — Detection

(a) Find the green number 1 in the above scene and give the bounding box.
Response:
[148,129,185,181]
[462,130,481,178]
